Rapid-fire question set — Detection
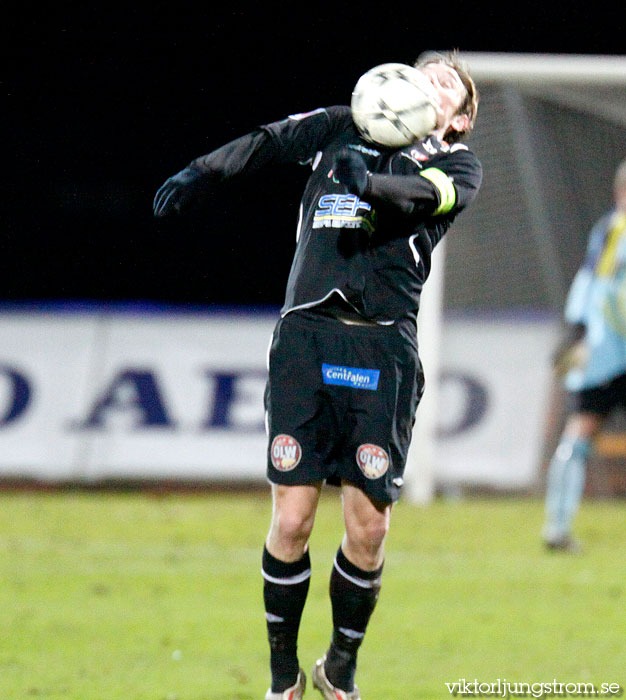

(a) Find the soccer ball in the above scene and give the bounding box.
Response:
[350,63,439,148]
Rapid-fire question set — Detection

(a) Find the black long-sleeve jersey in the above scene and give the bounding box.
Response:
[190,105,482,324]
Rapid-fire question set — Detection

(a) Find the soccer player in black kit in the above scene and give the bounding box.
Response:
[154,50,482,700]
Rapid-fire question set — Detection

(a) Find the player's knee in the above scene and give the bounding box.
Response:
[272,508,315,547]
[363,518,389,549]
[565,412,602,440]
[346,517,389,560]
[267,484,321,560]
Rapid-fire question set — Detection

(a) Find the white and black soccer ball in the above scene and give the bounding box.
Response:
[350,63,439,148]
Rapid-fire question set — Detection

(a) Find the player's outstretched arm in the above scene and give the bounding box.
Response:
[153,128,273,218]
[155,108,351,218]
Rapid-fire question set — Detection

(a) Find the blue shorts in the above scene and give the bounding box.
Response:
[264,310,424,504]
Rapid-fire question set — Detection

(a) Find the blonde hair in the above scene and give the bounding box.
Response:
[414,49,479,143]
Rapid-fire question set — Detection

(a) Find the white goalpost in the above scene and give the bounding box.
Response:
[403,52,626,505]
[404,239,446,505]
[461,52,626,85]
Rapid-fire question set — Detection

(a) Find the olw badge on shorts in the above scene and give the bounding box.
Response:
[271,434,302,471]
[356,444,389,479]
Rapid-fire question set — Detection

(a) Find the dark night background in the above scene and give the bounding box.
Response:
[4,6,624,309]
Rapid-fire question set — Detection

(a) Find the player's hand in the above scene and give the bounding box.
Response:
[553,340,588,378]
[333,148,369,197]
[552,323,587,377]
[153,166,209,217]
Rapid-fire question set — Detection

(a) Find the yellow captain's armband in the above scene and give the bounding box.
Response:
[419,168,456,215]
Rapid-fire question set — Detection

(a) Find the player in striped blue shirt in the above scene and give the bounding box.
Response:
[543,158,626,551]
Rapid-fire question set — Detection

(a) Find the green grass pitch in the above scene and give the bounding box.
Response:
[0,490,624,699]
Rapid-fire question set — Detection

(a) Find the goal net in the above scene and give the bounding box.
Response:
[404,52,626,503]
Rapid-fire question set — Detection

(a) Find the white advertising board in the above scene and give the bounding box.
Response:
[434,316,558,489]
[0,310,558,490]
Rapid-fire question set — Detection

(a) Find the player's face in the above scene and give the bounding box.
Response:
[419,63,469,136]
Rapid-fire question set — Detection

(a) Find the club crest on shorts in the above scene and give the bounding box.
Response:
[271,434,302,471]
[356,444,389,479]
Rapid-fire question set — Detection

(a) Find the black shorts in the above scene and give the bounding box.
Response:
[569,372,626,416]
[265,310,424,504]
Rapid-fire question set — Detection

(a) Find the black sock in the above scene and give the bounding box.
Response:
[262,545,311,693]
[325,547,383,692]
